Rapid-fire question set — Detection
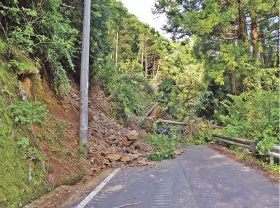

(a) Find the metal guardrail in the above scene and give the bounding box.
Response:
[212,134,257,153]
[269,146,280,164]
[213,135,279,165]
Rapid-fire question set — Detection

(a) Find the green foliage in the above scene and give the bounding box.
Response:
[17,137,30,149]
[0,0,78,95]
[155,0,279,113]
[195,82,230,120]
[195,91,217,119]
[0,64,46,208]
[220,91,279,155]
[0,39,6,55]
[187,131,212,145]
[244,68,279,91]
[110,74,145,116]
[147,134,178,161]
[78,144,89,158]
[0,127,46,208]
[157,78,180,117]
[157,41,206,120]
[10,101,48,127]
[8,50,39,74]
[95,58,153,117]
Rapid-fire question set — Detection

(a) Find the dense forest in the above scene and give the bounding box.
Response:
[154,0,279,155]
[0,0,279,207]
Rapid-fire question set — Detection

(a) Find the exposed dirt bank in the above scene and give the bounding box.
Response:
[25,83,153,208]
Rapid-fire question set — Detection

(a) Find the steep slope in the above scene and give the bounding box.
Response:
[0,52,153,207]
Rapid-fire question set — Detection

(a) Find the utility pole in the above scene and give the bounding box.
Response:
[80,0,91,155]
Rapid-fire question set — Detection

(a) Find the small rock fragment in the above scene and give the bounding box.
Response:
[175,149,184,156]
[121,155,132,163]
[106,154,122,161]
[126,130,139,141]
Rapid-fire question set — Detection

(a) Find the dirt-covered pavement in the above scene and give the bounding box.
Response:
[69,145,279,208]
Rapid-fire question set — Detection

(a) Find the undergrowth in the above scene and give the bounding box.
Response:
[0,61,47,208]
[10,101,48,127]
[0,55,72,207]
[147,134,178,161]
[0,41,85,207]
[147,124,181,161]
[94,58,154,119]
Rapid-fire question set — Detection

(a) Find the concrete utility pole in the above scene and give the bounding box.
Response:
[80,0,91,154]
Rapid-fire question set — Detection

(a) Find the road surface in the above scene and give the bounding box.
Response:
[72,145,279,208]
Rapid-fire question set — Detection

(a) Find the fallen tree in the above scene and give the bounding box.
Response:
[156,119,187,126]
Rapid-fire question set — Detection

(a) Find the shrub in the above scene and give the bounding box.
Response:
[94,58,153,117]
[10,101,48,126]
[147,134,179,161]
[0,0,78,95]
[16,137,30,149]
[220,91,279,155]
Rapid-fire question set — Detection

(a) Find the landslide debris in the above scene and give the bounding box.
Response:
[69,86,154,174]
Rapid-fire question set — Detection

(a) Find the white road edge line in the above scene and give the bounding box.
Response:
[76,168,121,208]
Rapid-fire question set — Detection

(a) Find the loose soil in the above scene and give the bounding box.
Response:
[26,83,154,208]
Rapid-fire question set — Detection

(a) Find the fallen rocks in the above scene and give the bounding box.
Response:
[126,130,139,141]
[106,154,122,162]
[85,88,153,172]
[120,155,132,163]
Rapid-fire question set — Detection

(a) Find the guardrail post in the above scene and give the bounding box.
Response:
[250,141,258,154]
[270,153,274,164]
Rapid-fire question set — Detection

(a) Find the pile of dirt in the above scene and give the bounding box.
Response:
[26,84,153,208]
[69,86,154,175]
[32,82,153,193]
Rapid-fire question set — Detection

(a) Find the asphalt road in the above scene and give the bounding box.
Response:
[77,145,279,208]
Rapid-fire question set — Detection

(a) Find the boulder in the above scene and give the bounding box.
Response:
[126,130,139,141]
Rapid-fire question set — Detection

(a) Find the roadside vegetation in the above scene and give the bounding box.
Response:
[154,0,279,160]
[0,58,47,207]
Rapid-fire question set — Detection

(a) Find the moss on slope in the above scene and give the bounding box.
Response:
[0,59,46,208]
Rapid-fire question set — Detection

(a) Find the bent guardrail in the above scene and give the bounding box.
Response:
[212,134,257,153]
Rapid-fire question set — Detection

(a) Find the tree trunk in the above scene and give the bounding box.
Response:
[154,61,160,81]
[152,56,156,79]
[141,41,144,67]
[237,0,248,47]
[230,71,238,95]
[144,41,148,77]
[277,17,280,67]
[115,31,119,66]
[250,9,260,62]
